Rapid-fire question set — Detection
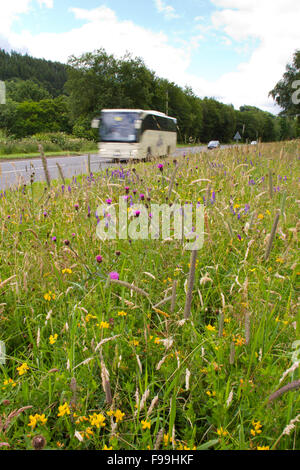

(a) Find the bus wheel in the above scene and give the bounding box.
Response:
[146,148,152,161]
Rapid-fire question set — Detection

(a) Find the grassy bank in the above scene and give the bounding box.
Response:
[0,132,98,160]
[0,141,299,450]
[0,150,97,161]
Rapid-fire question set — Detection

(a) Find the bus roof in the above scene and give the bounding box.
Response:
[101,109,176,121]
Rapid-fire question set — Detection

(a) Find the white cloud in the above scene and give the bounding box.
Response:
[154,0,180,20]
[2,1,300,113]
[0,1,32,35]
[206,0,300,111]
[8,6,190,86]
[0,0,53,35]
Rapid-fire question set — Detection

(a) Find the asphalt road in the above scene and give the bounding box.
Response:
[0,145,230,190]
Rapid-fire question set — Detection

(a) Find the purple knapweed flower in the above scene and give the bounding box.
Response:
[157,164,164,171]
[96,255,103,263]
[139,194,145,200]
[109,271,119,280]
[52,236,57,242]
[106,198,112,205]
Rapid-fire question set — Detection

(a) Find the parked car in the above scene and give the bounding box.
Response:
[207,140,220,149]
[250,141,257,145]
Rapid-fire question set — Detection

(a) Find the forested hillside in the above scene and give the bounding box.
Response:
[0,48,299,142]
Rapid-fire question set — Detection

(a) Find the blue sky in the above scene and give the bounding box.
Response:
[1,0,300,112]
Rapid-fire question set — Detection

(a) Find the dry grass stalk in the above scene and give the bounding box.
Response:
[154,296,172,309]
[264,212,280,261]
[184,250,198,319]
[226,221,234,239]
[279,362,299,384]
[156,354,168,370]
[171,280,177,313]
[154,427,164,450]
[134,388,150,416]
[282,415,300,436]
[0,275,17,290]
[39,145,51,188]
[268,380,300,404]
[100,353,112,404]
[136,354,142,374]
[56,163,65,185]
[167,163,179,199]
[110,279,150,298]
[172,425,176,450]
[95,334,121,352]
[147,395,159,417]
[2,406,33,432]
[185,368,191,391]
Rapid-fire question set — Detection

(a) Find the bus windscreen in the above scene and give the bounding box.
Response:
[100,112,140,143]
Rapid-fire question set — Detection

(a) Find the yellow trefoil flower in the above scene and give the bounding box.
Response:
[141,419,151,430]
[49,334,58,345]
[118,311,127,317]
[114,409,125,423]
[97,321,110,329]
[57,403,71,417]
[44,291,56,301]
[17,363,29,376]
[89,413,106,428]
[2,378,17,389]
[206,324,216,332]
[28,414,48,429]
[62,268,72,274]
[217,427,228,437]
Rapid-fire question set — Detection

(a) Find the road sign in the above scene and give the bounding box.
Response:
[234,132,241,141]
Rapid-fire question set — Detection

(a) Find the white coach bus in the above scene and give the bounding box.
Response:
[91,109,177,162]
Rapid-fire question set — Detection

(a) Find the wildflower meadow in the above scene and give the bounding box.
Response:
[0,141,299,451]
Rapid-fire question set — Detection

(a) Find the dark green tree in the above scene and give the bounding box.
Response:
[269,50,300,117]
[6,79,51,102]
